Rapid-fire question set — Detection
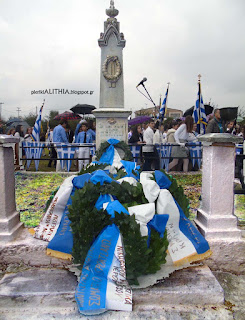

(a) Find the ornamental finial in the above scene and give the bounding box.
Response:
[106,0,119,18]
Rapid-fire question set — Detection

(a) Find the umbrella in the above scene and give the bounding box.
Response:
[6,119,30,133]
[219,107,238,122]
[54,111,81,121]
[6,118,24,125]
[128,116,152,126]
[70,104,96,115]
[183,105,214,117]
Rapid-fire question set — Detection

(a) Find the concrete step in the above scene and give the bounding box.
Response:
[0,266,226,319]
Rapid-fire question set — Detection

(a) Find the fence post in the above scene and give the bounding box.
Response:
[0,135,23,242]
[195,133,243,239]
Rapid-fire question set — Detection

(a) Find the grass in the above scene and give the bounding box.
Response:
[15,172,245,228]
[15,173,66,227]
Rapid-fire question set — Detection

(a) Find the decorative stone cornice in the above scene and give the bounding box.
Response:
[98,0,126,48]
[197,133,243,145]
[106,0,119,18]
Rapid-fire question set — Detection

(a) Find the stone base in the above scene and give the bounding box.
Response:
[195,208,242,239]
[93,108,131,149]
[133,265,224,306]
[0,266,224,318]
[204,238,245,275]
[0,228,70,269]
[0,211,23,243]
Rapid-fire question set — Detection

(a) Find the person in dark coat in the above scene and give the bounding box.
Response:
[129,125,144,144]
[206,109,225,133]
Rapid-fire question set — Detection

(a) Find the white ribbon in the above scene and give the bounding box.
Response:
[140,172,160,203]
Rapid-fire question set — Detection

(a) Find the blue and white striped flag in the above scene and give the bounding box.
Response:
[22,141,33,169]
[159,84,170,119]
[155,144,172,171]
[32,101,44,142]
[32,142,45,171]
[188,142,202,169]
[193,82,207,134]
[56,144,77,172]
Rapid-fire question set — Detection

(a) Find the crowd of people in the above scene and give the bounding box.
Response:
[1,108,244,173]
[49,119,96,172]
[127,109,245,172]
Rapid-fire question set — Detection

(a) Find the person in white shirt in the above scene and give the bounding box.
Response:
[153,121,164,145]
[143,119,159,171]
[168,115,194,172]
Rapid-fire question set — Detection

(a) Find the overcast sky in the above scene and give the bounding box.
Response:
[0,0,245,120]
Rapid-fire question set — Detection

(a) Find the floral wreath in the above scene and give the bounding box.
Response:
[95,140,133,162]
[102,55,122,82]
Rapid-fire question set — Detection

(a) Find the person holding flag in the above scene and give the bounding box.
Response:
[159,83,170,121]
[193,75,207,134]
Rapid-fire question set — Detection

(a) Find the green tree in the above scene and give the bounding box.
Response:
[46,110,59,129]
[22,113,37,127]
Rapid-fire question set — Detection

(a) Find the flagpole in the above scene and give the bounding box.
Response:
[198,74,201,134]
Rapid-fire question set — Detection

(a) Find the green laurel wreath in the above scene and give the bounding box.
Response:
[95,140,133,162]
[67,167,190,285]
[68,179,168,285]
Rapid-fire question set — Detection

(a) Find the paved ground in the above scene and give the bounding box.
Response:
[0,266,244,319]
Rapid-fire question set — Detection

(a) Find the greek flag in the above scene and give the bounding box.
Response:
[193,83,207,134]
[56,144,77,172]
[188,142,202,169]
[159,85,169,119]
[32,101,44,142]
[32,142,45,171]
[155,144,172,171]
[129,145,141,162]
[22,141,33,169]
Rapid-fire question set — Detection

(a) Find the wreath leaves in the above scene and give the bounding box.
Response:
[68,179,168,285]
[95,141,133,162]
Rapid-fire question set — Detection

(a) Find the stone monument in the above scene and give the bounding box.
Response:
[0,135,23,242]
[93,0,131,148]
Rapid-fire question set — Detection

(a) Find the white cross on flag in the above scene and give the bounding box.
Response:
[56,144,77,172]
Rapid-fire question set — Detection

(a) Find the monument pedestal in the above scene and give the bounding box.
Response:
[93,108,131,149]
[0,135,23,243]
[195,133,243,240]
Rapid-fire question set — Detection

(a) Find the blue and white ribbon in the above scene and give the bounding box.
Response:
[75,224,132,315]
